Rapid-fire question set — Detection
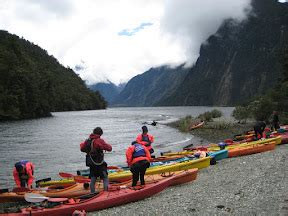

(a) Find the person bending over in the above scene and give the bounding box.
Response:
[13,160,35,189]
[126,141,151,187]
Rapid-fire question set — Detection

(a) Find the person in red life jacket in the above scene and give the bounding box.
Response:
[13,160,35,189]
[136,126,155,154]
[80,127,112,193]
[126,141,151,187]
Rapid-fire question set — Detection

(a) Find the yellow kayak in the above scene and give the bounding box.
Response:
[108,157,211,181]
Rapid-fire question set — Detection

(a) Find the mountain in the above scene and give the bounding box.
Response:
[88,81,126,105]
[0,30,107,120]
[111,65,189,106]
[158,0,288,106]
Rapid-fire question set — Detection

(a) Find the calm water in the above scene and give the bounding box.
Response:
[0,106,234,188]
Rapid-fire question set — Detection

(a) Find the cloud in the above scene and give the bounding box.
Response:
[160,0,252,67]
[118,23,153,36]
[0,0,251,85]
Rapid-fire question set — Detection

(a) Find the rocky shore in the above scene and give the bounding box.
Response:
[89,122,288,216]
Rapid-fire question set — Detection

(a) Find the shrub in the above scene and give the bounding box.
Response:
[210,109,222,118]
[232,106,251,123]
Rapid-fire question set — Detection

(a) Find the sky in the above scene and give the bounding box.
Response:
[0,0,252,85]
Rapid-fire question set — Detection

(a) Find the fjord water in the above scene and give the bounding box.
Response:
[0,106,233,188]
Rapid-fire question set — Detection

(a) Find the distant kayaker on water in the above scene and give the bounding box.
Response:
[136,126,155,155]
[13,160,35,189]
[126,141,151,186]
[80,127,112,193]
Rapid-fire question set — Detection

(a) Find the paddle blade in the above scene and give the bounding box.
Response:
[59,172,74,178]
[24,193,49,203]
[0,188,9,194]
[74,176,90,183]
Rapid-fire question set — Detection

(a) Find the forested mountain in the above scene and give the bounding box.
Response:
[158,0,288,106]
[0,30,107,120]
[88,81,125,105]
[111,65,189,106]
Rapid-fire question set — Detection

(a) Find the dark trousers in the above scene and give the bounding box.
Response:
[254,127,263,140]
[130,160,150,186]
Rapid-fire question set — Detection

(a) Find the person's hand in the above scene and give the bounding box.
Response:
[145,142,151,147]
[27,185,32,190]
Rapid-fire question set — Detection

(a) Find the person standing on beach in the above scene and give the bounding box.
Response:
[80,127,112,193]
[136,126,155,154]
[126,141,151,186]
[253,121,266,140]
[270,111,280,131]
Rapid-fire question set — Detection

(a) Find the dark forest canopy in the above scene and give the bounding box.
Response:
[0,30,107,120]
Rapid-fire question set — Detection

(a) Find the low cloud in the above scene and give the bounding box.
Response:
[160,0,251,67]
[0,0,252,85]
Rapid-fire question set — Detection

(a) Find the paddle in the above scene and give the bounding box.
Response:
[24,193,49,203]
[59,172,74,178]
[35,177,52,187]
[24,193,69,203]
[74,176,90,183]
[0,188,9,194]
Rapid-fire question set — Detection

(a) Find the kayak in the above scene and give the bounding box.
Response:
[39,156,209,187]
[189,121,204,130]
[0,169,198,204]
[228,142,276,158]
[108,157,210,182]
[3,172,190,216]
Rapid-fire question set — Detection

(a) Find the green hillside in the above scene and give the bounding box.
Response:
[0,30,107,120]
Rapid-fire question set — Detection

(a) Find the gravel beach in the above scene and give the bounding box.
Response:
[88,144,288,216]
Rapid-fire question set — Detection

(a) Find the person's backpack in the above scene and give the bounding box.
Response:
[80,138,93,153]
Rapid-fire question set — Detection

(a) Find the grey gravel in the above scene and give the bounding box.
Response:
[88,144,288,216]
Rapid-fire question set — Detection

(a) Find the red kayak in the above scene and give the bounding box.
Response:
[5,174,176,216]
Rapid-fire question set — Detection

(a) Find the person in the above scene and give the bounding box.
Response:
[253,121,266,140]
[80,127,112,193]
[13,160,35,189]
[151,121,157,126]
[126,141,151,187]
[271,111,280,131]
[136,126,155,154]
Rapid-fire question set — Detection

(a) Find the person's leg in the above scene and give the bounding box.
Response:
[102,171,109,191]
[130,163,140,186]
[139,161,149,185]
[90,176,96,193]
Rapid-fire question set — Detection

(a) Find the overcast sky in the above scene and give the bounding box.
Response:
[0,0,252,85]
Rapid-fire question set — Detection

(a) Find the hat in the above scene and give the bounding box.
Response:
[15,163,24,173]
[93,127,103,135]
[142,126,148,133]
[131,141,138,145]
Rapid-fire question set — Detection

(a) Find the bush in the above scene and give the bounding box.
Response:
[210,109,222,118]
[232,106,251,123]
[178,115,193,132]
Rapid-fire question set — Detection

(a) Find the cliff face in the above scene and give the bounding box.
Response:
[158,0,288,106]
[111,65,189,106]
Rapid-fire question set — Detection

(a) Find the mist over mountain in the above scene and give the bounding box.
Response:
[115,0,288,107]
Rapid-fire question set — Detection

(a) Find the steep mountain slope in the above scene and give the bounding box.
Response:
[0,30,107,120]
[111,65,189,106]
[88,81,125,105]
[158,0,288,106]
